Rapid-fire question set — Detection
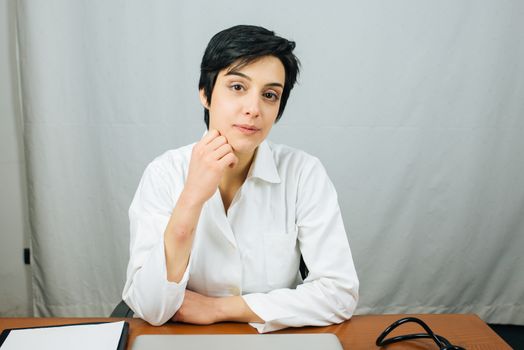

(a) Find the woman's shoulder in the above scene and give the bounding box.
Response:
[267,141,321,167]
[146,143,195,175]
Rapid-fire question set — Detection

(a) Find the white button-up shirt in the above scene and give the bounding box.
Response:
[123,140,359,333]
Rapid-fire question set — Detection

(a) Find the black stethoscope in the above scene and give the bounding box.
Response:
[376,317,466,350]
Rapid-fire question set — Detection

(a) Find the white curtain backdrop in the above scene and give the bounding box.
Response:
[16,0,524,323]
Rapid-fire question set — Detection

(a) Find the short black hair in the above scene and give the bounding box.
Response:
[199,25,300,128]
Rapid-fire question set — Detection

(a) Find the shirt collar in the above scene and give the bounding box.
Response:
[248,141,281,184]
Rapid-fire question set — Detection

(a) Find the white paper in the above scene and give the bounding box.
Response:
[1,321,125,350]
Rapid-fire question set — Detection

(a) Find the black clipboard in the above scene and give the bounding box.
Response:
[0,321,129,349]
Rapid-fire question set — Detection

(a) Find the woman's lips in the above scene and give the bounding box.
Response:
[233,124,260,135]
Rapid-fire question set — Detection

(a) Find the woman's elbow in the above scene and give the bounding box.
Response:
[123,293,175,326]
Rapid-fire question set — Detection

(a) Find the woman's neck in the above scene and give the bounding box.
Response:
[221,149,255,189]
[218,149,256,212]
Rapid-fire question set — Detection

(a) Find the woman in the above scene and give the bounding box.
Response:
[123,25,359,333]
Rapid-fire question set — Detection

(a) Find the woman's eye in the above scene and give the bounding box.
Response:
[231,84,244,91]
[264,92,279,101]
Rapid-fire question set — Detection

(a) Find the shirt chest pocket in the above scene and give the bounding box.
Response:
[263,231,300,288]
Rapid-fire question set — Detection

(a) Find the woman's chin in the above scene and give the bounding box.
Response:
[230,141,259,158]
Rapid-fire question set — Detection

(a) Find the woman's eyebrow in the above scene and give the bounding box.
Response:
[225,71,284,89]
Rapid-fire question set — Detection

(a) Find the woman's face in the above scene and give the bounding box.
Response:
[200,55,285,158]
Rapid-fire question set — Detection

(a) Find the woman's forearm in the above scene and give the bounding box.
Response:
[164,190,204,283]
[214,296,264,323]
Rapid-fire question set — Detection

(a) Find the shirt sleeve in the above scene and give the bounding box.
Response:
[122,160,191,326]
[242,157,359,333]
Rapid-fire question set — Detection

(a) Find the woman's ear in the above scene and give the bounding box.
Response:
[199,89,209,109]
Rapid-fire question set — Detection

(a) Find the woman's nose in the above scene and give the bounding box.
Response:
[243,93,261,117]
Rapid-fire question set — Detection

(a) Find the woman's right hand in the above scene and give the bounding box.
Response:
[183,129,238,205]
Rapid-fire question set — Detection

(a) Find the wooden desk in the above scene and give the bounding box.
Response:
[0,314,511,349]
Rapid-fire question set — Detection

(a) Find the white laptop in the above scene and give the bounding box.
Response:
[131,333,344,350]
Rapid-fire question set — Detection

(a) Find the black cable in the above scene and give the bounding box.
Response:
[376,317,466,350]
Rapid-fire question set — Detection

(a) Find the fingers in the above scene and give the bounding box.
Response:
[207,134,228,151]
[193,130,221,158]
[213,143,233,160]
[219,152,238,169]
[212,143,237,169]
[197,129,237,167]
[200,129,220,144]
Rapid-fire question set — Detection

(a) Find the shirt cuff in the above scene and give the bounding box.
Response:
[144,238,192,288]
[128,239,192,325]
[242,293,295,333]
